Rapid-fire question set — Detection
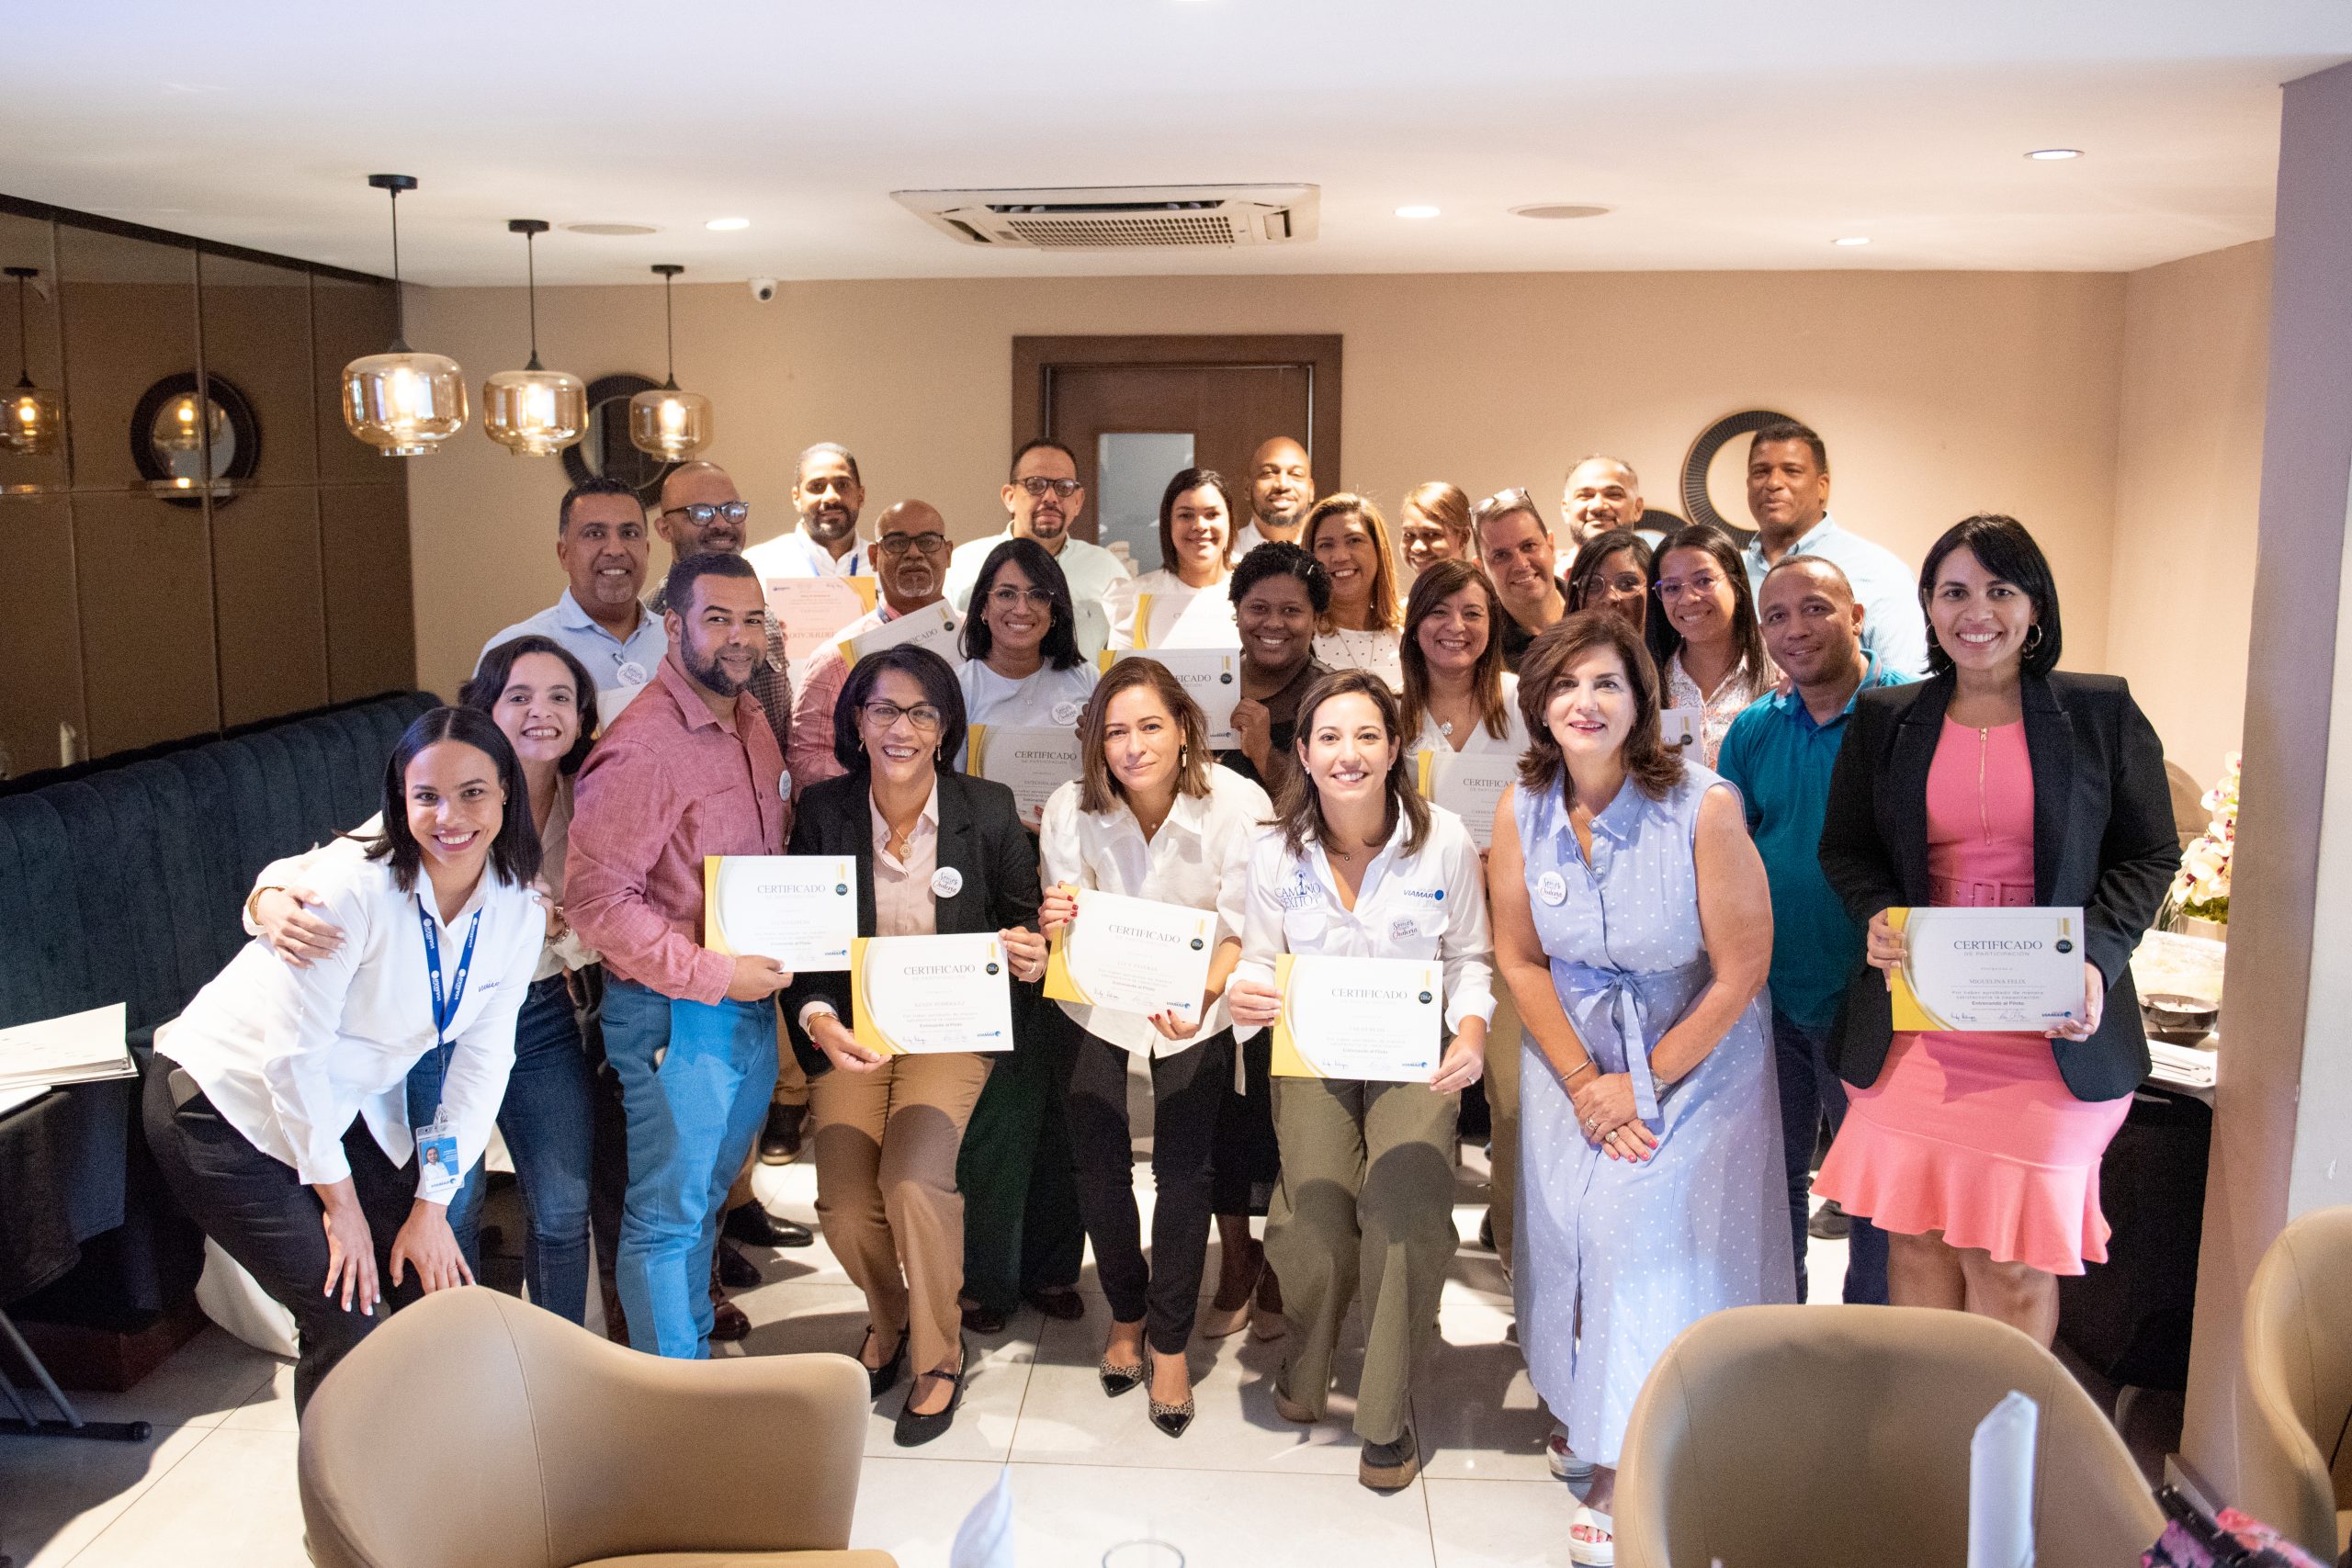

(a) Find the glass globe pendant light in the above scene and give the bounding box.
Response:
[628,264,713,461]
[3,266,65,457]
[482,219,585,456]
[341,174,467,457]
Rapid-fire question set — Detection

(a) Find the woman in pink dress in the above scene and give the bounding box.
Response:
[1815,514,2178,1342]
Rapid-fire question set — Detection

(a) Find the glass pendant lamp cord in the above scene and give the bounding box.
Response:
[525,229,543,372]
[662,269,678,389]
[386,186,410,352]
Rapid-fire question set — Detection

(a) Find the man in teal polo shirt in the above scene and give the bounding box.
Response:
[1717,554,1913,1303]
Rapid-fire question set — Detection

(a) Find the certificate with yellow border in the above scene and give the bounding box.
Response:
[837,597,963,668]
[1888,906,2086,1032]
[1044,889,1217,1027]
[703,855,855,970]
[850,934,1014,1055]
[1269,954,1442,1082]
[1416,749,1517,851]
[1098,648,1240,747]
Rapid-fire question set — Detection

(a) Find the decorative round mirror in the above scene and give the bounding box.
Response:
[130,371,260,505]
[1678,408,1797,544]
[561,372,677,499]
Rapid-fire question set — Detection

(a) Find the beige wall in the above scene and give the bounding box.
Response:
[2110,241,2273,785]
[404,267,2137,708]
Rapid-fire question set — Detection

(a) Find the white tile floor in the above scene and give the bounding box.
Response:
[0,1136,1863,1568]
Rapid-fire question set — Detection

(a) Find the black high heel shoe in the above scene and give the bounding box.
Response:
[892,1336,968,1448]
[1143,1347,1195,1438]
[861,1325,908,1400]
[1099,1348,1144,1397]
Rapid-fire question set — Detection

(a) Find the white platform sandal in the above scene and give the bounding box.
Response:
[1567,1504,1614,1565]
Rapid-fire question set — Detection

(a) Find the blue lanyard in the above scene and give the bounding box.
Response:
[418,898,483,1102]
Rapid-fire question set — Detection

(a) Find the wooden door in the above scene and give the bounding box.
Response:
[1013,335,1341,569]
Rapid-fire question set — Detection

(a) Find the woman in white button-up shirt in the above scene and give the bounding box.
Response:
[1039,656,1271,1438]
[1227,670,1494,1493]
[1104,468,1244,651]
[143,706,545,1415]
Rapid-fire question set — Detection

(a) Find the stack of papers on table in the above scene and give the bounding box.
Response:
[2147,1036,2218,1089]
[0,1001,136,1107]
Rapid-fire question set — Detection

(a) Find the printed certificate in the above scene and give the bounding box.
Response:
[851,933,1015,1055]
[1100,647,1241,747]
[967,724,1083,829]
[1269,953,1443,1083]
[1044,889,1218,1027]
[767,575,876,669]
[1660,707,1703,751]
[838,598,965,669]
[1417,749,1518,850]
[702,855,856,971]
[1889,906,2087,1032]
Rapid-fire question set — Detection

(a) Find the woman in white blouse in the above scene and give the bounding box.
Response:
[1301,494,1407,692]
[1039,657,1271,1438]
[1648,524,1777,767]
[1227,670,1494,1493]
[956,537,1097,773]
[143,705,545,1415]
[1106,468,1243,650]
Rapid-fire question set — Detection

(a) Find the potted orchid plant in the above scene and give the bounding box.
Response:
[2165,752,2237,940]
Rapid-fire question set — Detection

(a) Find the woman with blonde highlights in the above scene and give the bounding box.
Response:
[1301,493,1405,692]
[1398,480,1476,579]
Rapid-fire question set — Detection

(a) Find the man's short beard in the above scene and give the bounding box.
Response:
[685,644,748,696]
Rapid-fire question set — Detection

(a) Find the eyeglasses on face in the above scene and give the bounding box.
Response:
[663,501,750,526]
[987,585,1057,609]
[876,532,951,558]
[1655,572,1724,602]
[1015,477,1083,499]
[860,700,944,733]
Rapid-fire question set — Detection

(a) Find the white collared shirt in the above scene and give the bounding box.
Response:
[1105,569,1241,650]
[479,589,665,695]
[744,525,869,581]
[1039,766,1272,1057]
[1236,806,1496,1040]
[1232,520,1304,558]
[1413,673,1530,759]
[164,833,542,1196]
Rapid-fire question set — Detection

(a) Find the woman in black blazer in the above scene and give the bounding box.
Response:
[782,645,1046,1447]
[1815,514,2177,1345]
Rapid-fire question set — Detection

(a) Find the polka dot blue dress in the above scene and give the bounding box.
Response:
[1513,765,1794,1466]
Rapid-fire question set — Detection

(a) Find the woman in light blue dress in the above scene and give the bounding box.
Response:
[1489,611,1792,1566]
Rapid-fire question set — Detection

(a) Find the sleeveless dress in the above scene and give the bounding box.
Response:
[1513,766,1792,1467]
[1814,718,2129,1275]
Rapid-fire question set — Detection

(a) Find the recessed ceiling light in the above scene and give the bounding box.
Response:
[1395,205,1441,220]
[563,221,659,236]
[2025,148,2083,161]
[1833,236,1871,247]
[705,217,751,231]
[1510,203,1611,220]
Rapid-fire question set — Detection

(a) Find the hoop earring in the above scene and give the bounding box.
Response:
[2023,624,2044,652]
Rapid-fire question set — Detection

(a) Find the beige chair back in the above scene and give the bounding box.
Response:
[297,1287,880,1567]
[1614,1304,2161,1568]
[2240,1204,2352,1560]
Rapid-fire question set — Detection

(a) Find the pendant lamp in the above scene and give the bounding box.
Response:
[341,174,467,457]
[628,264,712,460]
[3,266,65,457]
[482,220,585,456]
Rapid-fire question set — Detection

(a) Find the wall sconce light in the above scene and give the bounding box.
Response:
[483,219,585,456]
[3,266,65,457]
[628,264,712,461]
[341,174,468,457]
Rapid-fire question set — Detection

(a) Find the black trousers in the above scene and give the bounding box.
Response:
[1211,1029,1280,1217]
[143,1055,424,1416]
[1067,1027,1232,1355]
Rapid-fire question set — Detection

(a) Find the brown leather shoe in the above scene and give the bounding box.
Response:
[711,1297,752,1343]
[1024,1285,1085,1321]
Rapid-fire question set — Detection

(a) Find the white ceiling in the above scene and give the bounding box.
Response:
[6,1,2348,287]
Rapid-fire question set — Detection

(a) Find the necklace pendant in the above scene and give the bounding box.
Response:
[1440,719,1455,736]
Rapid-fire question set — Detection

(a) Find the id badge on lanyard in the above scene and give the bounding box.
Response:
[417,900,482,1204]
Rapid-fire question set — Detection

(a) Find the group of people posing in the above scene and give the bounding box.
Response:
[139,420,2178,1564]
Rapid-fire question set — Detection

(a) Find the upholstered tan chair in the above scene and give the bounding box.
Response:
[1613,1304,2161,1568]
[298,1287,897,1567]
[2240,1205,2352,1561]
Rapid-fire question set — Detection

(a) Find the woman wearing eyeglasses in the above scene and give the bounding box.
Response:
[1106,468,1244,650]
[1566,526,1651,638]
[783,644,1048,1447]
[956,537,1097,768]
[1301,494,1406,692]
[1648,524,1778,767]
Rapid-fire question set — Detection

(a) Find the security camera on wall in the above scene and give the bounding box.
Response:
[749,277,778,303]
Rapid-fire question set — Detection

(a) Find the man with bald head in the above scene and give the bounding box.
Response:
[1714,554,1914,1306]
[743,442,870,580]
[943,441,1132,655]
[1560,455,1645,556]
[787,499,955,794]
[1232,436,1315,555]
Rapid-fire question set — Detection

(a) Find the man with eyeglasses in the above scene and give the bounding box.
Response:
[567,552,797,1359]
[1737,421,1928,677]
[646,462,795,756]
[1475,488,1576,673]
[1559,454,1648,558]
[1232,435,1317,556]
[943,439,1131,654]
[742,442,870,580]
[789,499,956,795]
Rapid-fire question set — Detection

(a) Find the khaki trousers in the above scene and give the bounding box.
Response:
[810,1051,992,1377]
[1484,987,1523,1267]
[1265,1076,1461,1445]
[775,1014,809,1107]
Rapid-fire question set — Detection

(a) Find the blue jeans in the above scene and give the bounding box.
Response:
[1771,1006,1888,1305]
[599,976,777,1358]
[403,974,596,1324]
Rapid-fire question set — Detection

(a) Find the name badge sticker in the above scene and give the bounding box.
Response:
[1051,699,1083,726]
[1536,870,1569,907]
[930,866,964,898]
[616,660,649,687]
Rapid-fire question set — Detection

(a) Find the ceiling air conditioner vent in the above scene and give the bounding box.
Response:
[891,186,1318,251]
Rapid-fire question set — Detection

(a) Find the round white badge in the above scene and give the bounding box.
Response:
[930,866,964,898]
[616,660,648,687]
[1050,699,1083,726]
[780,770,792,799]
[1536,870,1569,907]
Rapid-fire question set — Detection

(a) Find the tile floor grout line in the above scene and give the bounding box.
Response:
[51,1422,223,1568]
